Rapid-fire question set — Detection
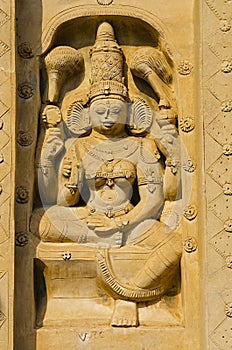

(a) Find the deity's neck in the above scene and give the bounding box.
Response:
[91,129,127,141]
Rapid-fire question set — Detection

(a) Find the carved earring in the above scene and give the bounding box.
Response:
[128,97,153,135]
[66,101,91,136]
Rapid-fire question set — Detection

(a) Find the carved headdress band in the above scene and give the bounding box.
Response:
[89,22,128,102]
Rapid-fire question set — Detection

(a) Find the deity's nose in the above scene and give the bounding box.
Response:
[104,108,110,119]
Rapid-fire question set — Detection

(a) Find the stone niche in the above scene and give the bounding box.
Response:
[15,2,203,350]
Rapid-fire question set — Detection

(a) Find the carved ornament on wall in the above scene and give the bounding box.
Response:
[221,60,232,73]
[18,83,34,99]
[223,144,232,156]
[220,19,231,32]
[17,131,33,146]
[221,100,232,112]
[177,60,193,75]
[17,42,33,59]
[184,237,197,253]
[16,186,29,203]
[15,232,29,247]
[183,159,196,173]
[62,252,72,261]
[225,303,232,317]
[223,183,232,195]
[224,219,232,232]
[179,117,195,132]
[184,205,198,221]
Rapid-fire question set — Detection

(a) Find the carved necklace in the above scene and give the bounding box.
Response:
[81,138,139,162]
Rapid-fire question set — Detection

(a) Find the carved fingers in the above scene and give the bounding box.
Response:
[150,116,180,161]
[130,48,172,84]
[41,127,64,161]
[86,214,118,235]
[62,159,72,177]
[94,226,118,235]
[160,124,179,140]
[86,214,107,228]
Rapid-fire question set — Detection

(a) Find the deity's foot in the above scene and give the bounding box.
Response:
[111,299,138,327]
[97,250,164,301]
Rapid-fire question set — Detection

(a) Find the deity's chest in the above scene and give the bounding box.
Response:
[84,159,137,205]
[79,137,139,182]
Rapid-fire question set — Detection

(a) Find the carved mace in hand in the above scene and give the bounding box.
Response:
[44,46,84,103]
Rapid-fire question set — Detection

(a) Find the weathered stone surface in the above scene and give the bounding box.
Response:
[0,1,230,349]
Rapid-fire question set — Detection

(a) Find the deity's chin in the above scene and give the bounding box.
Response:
[93,124,126,137]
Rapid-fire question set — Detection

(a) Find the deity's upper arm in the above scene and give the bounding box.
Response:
[136,137,163,186]
[64,139,82,163]
[58,138,83,185]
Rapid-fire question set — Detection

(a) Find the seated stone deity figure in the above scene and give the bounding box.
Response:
[31,22,182,326]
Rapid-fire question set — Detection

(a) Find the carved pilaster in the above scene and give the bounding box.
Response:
[0,1,15,350]
[203,0,232,349]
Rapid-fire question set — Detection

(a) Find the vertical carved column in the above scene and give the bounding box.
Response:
[203,1,232,349]
[0,1,15,349]
[15,1,41,349]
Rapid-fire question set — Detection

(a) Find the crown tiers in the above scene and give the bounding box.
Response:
[89,22,127,101]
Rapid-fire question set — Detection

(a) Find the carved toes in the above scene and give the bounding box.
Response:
[111,299,138,327]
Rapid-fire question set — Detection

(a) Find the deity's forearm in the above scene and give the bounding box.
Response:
[36,162,59,204]
[161,133,181,201]
[163,162,181,201]
[115,185,165,232]
[35,126,65,204]
[150,120,181,201]
[57,147,81,206]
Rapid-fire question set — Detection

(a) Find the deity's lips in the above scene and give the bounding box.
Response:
[103,122,115,128]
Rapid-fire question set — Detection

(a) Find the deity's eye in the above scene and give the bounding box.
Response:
[95,107,107,115]
[111,107,121,114]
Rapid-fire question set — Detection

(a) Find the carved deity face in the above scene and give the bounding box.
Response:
[90,98,127,136]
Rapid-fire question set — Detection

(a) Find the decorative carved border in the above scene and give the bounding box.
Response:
[37,5,174,56]
[0,1,15,349]
[203,0,232,349]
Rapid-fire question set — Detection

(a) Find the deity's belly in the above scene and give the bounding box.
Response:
[84,156,136,218]
[88,183,132,213]
[98,185,118,201]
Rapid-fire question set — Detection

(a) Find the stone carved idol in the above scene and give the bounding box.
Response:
[31,22,182,328]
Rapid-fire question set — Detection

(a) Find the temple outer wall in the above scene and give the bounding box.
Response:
[0,0,231,349]
[203,1,232,349]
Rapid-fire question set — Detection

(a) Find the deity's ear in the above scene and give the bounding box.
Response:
[65,101,91,136]
[127,97,153,136]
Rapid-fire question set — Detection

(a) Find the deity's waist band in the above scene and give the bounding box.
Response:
[87,201,133,218]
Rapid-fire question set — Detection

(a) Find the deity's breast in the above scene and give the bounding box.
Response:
[76,135,140,176]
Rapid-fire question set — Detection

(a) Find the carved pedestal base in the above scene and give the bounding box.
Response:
[36,327,186,350]
[36,243,182,331]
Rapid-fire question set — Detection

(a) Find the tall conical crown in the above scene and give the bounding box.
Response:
[89,22,128,102]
